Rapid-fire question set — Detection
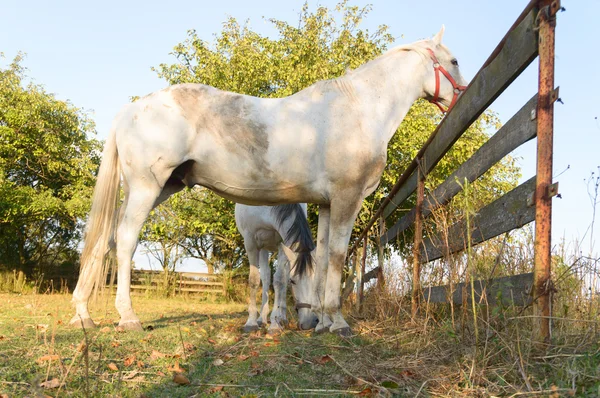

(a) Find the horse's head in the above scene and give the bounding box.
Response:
[420,25,468,113]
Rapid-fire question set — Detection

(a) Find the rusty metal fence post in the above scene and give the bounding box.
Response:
[412,162,425,319]
[534,0,558,346]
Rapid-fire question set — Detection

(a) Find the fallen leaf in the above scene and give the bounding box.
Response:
[247,368,263,377]
[37,354,60,363]
[150,350,166,361]
[173,373,190,385]
[122,370,140,380]
[208,385,224,393]
[358,387,373,396]
[249,351,259,357]
[115,325,125,332]
[142,333,153,342]
[237,354,250,361]
[108,362,119,371]
[167,361,185,373]
[137,360,145,368]
[182,327,190,333]
[399,369,416,379]
[381,380,399,389]
[157,371,166,377]
[212,358,224,366]
[100,326,111,333]
[223,353,234,359]
[190,321,197,326]
[111,341,120,348]
[315,355,332,365]
[124,354,136,367]
[208,338,217,344]
[40,378,61,389]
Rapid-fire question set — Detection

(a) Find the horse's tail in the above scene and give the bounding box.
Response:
[75,127,121,299]
[272,204,315,276]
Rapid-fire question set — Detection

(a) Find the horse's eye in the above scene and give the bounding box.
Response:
[289,279,296,285]
[451,59,459,66]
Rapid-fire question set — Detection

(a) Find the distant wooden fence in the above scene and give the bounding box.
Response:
[351,0,560,344]
[123,270,225,295]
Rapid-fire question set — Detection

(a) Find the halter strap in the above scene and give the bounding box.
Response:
[426,48,467,114]
[295,302,311,311]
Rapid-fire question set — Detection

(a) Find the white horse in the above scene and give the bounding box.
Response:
[70,26,466,335]
[235,203,318,333]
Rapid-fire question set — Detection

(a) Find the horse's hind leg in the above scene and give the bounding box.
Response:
[258,249,271,327]
[243,245,261,333]
[114,180,168,331]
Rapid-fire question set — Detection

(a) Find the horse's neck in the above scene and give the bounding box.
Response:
[349,50,426,144]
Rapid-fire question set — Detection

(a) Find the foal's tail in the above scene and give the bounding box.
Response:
[74,128,121,300]
[272,204,315,277]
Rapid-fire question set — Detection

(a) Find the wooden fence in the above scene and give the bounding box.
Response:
[122,270,225,295]
[350,0,560,345]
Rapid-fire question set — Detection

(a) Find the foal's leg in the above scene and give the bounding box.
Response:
[243,245,261,333]
[258,249,271,327]
[313,205,333,333]
[269,245,289,333]
[323,197,363,336]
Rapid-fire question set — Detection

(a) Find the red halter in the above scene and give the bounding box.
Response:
[426,48,467,114]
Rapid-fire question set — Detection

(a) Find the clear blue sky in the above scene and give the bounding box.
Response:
[1,0,598,271]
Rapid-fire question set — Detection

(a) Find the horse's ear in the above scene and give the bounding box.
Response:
[432,25,445,46]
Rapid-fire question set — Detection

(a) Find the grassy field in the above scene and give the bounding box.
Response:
[0,292,599,397]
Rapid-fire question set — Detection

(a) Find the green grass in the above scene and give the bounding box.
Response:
[0,292,599,397]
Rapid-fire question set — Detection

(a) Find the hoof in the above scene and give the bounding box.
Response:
[313,323,329,335]
[118,320,144,332]
[331,326,353,337]
[267,326,283,336]
[243,324,260,333]
[69,316,96,329]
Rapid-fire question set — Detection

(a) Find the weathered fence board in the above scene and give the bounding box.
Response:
[423,272,533,306]
[382,9,538,220]
[381,94,539,245]
[123,270,225,295]
[421,177,536,262]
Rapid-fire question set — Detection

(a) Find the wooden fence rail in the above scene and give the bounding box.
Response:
[111,270,225,295]
[350,0,560,345]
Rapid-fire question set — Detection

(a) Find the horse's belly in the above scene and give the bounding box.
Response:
[185,161,326,205]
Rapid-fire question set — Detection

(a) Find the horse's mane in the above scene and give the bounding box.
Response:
[304,41,432,102]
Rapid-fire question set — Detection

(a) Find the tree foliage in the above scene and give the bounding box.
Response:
[149,1,520,268]
[0,54,101,281]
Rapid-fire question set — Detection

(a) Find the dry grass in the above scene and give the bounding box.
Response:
[0,288,598,397]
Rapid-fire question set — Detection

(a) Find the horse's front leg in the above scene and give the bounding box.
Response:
[323,196,363,336]
[243,246,261,333]
[313,205,333,333]
[269,245,289,334]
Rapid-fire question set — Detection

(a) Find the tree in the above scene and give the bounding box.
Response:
[0,54,101,284]
[150,1,520,266]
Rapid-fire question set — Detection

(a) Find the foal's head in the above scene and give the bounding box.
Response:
[288,256,319,330]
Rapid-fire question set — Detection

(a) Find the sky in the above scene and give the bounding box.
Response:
[1,0,598,272]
